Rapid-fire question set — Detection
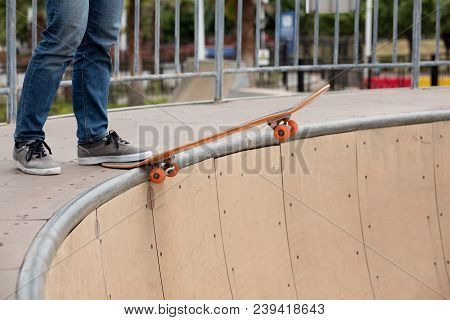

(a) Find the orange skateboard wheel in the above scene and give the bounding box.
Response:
[167,163,179,178]
[288,119,298,136]
[149,167,166,184]
[274,125,290,142]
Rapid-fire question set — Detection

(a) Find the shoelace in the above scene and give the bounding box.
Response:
[25,140,52,162]
[105,130,130,149]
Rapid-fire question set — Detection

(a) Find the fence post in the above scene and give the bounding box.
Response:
[214,0,224,102]
[411,0,422,89]
[431,55,438,86]
[6,0,17,123]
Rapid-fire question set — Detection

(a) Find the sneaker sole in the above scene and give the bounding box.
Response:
[14,160,61,176]
[78,151,153,166]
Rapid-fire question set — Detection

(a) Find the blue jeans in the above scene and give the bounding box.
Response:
[14,0,124,144]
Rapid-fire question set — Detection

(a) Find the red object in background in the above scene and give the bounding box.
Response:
[364,76,411,89]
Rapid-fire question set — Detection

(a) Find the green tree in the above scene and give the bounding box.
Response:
[1,0,448,61]
[385,0,438,58]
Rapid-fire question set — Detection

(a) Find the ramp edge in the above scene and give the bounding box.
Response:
[17,109,450,299]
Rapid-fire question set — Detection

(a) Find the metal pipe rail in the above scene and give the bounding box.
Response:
[1,0,449,124]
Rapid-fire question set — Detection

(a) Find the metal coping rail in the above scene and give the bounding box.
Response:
[2,0,450,123]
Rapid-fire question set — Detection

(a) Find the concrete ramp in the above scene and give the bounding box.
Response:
[43,121,450,299]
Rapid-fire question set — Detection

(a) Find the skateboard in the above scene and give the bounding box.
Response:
[102,84,330,184]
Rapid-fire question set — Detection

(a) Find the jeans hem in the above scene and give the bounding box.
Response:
[14,136,46,143]
[78,131,108,145]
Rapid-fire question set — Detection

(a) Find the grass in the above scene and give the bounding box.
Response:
[0,96,169,124]
[0,107,5,123]
[48,100,129,117]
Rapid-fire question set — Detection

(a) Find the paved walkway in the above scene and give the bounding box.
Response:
[1,87,450,299]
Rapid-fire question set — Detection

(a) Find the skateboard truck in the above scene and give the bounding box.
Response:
[268,118,299,142]
[149,157,180,184]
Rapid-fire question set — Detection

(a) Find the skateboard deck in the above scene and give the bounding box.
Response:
[102,84,330,182]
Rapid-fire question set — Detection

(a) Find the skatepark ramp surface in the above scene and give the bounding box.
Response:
[16,91,450,300]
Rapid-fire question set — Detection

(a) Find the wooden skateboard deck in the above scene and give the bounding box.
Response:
[102,84,330,181]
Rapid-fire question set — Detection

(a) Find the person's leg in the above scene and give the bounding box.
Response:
[13,0,89,175]
[72,0,124,144]
[74,0,152,165]
[14,0,89,142]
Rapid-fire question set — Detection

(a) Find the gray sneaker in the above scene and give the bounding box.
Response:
[78,130,152,165]
[13,140,61,175]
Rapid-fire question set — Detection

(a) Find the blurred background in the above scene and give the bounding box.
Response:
[0,0,449,123]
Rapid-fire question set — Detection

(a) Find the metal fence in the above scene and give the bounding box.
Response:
[1,0,449,123]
